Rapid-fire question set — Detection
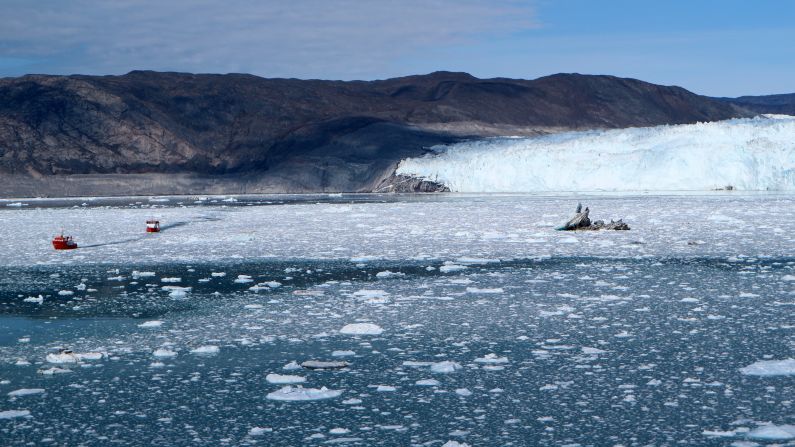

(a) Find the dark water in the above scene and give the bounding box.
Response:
[0,257,793,446]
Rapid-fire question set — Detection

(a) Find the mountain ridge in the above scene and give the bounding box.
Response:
[0,70,766,197]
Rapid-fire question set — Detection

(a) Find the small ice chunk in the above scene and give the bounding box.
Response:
[190,345,220,355]
[442,441,471,447]
[474,354,509,364]
[138,320,164,328]
[153,349,177,358]
[132,271,156,278]
[455,388,473,397]
[211,272,226,277]
[376,385,397,392]
[746,424,795,441]
[38,367,71,375]
[57,290,74,296]
[283,361,301,370]
[329,428,350,435]
[431,361,463,373]
[466,287,504,294]
[266,374,306,384]
[248,427,270,436]
[582,347,607,355]
[375,271,405,279]
[234,275,254,284]
[23,295,43,304]
[266,386,342,401]
[416,379,440,386]
[0,410,30,419]
[439,263,467,273]
[331,350,355,357]
[340,323,383,335]
[301,361,349,370]
[739,359,795,377]
[8,389,45,397]
[160,277,181,283]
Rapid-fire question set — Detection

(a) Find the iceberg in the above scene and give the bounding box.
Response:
[397,116,795,192]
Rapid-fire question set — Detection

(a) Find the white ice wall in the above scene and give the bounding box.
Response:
[396,115,795,191]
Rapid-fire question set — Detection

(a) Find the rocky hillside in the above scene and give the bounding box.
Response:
[717,93,795,116]
[0,71,752,196]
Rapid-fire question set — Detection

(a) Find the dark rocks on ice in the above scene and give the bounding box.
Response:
[558,204,630,231]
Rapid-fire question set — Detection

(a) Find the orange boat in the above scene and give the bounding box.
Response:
[146,220,160,233]
[52,234,78,250]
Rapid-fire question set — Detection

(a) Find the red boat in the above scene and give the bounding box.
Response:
[146,220,160,233]
[52,234,78,250]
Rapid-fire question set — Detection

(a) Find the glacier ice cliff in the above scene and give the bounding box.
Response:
[396,115,795,192]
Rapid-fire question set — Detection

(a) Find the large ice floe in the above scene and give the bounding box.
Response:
[397,115,795,192]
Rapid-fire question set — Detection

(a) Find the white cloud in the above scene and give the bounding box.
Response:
[0,0,537,78]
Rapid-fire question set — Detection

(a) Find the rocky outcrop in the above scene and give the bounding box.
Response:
[0,71,753,197]
[373,174,450,193]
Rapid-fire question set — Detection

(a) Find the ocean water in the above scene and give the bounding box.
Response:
[0,194,794,446]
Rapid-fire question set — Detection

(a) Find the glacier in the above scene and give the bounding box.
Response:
[396,115,795,192]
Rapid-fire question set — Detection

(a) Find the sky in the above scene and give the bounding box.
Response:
[0,0,793,96]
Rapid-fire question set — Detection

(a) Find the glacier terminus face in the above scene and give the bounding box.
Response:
[397,115,795,192]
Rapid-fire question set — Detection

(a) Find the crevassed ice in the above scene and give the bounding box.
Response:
[396,115,795,192]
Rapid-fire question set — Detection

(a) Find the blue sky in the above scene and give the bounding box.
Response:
[0,0,792,96]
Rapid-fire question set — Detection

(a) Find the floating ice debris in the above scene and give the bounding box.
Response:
[138,320,164,328]
[132,271,156,278]
[5,202,27,207]
[582,347,608,355]
[474,354,509,364]
[416,379,440,386]
[329,428,350,435]
[162,286,191,298]
[340,323,383,335]
[45,350,103,364]
[746,424,795,441]
[0,410,31,419]
[441,441,471,447]
[301,361,349,370]
[161,277,181,283]
[375,270,405,279]
[248,427,271,436]
[8,389,45,397]
[739,359,795,377]
[466,287,504,294]
[439,263,467,273]
[190,345,220,355]
[234,275,254,284]
[331,350,355,357]
[244,304,264,309]
[680,297,700,303]
[376,385,397,392]
[37,366,72,375]
[57,290,74,296]
[14,359,30,366]
[23,295,43,304]
[266,374,306,384]
[455,388,473,397]
[211,272,226,277]
[266,386,342,401]
[431,361,463,373]
[153,349,177,358]
[342,398,362,405]
[283,361,301,370]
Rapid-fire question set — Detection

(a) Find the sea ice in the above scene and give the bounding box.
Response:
[266,386,342,401]
[431,361,463,373]
[8,389,45,397]
[266,374,306,384]
[340,323,383,335]
[739,359,795,377]
[190,345,220,355]
[0,410,31,419]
